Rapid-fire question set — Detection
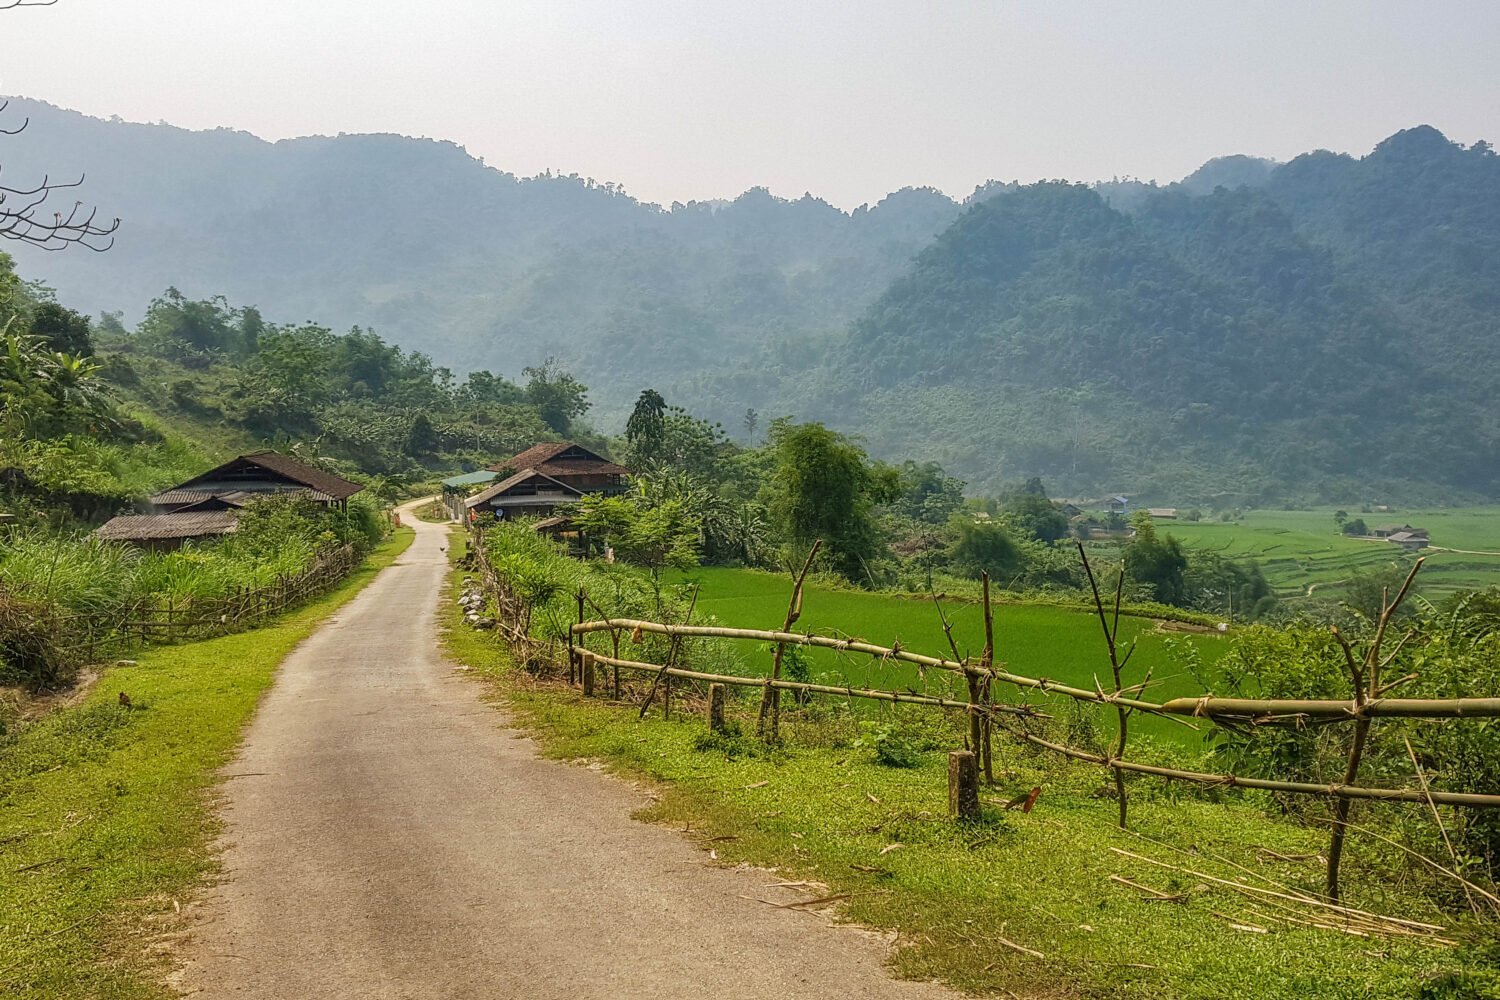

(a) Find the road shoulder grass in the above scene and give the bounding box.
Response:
[0,527,414,1000]
[439,532,1500,1000]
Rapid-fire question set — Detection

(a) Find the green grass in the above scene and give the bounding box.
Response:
[0,526,414,999]
[441,541,1500,1000]
[667,565,1228,744]
[1163,508,1500,603]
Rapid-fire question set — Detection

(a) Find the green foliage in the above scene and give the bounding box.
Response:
[571,493,700,578]
[1000,492,1069,543]
[522,357,590,434]
[946,516,1022,581]
[1125,518,1189,605]
[1344,517,1370,536]
[768,421,900,583]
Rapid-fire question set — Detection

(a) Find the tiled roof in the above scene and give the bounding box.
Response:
[150,485,334,507]
[95,511,239,541]
[464,470,583,509]
[488,442,629,477]
[165,452,363,502]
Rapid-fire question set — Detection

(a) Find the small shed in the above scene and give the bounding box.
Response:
[1108,496,1130,514]
[1147,508,1178,519]
[94,510,239,551]
[1387,531,1430,551]
[440,469,501,520]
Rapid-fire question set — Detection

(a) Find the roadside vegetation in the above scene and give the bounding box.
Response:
[0,494,386,690]
[0,526,413,1000]
[443,530,1500,1000]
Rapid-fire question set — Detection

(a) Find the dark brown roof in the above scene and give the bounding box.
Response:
[488,442,629,477]
[95,511,239,541]
[465,470,583,509]
[165,452,363,503]
[151,485,334,507]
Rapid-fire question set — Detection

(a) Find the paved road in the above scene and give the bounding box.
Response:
[177,506,956,999]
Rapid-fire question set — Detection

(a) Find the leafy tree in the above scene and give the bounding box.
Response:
[30,303,92,357]
[768,421,900,583]
[522,358,589,434]
[1341,517,1368,536]
[890,461,966,524]
[1334,510,1348,530]
[625,388,667,464]
[403,412,439,457]
[1124,513,1188,605]
[743,408,759,440]
[947,516,1022,580]
[1002,493,1070,543]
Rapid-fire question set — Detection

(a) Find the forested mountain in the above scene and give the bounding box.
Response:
[2,98,960,422]
[676,127,1500,501]
[8,99,1500,501]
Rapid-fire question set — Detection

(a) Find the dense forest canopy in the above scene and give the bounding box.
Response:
[8,100,1500,501]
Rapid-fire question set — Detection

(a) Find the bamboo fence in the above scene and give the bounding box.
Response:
[51,542,365,663]
[470,523,1500,904]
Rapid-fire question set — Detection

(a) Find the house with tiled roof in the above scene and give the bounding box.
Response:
[465,442,630,523]
[96,452,363,550]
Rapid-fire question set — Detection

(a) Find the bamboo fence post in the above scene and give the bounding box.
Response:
[758,540,821,741]
[569,587,580,685]
[980,572,995,782]
[612,661,621,700]
[581,650,595,696]
[1326,558,1423,902]
[639,584,700,719]
[1077,541,1132,829]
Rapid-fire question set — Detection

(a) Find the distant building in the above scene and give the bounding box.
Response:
[1059,502,1084,518]
[1372,523,1428,539]
[1108,496,1129,514]
[485,443,630,496]
[1147,508,1177,519]
[1386,531,1430,551]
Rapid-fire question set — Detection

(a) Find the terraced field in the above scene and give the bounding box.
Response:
[1166,507,1500,602]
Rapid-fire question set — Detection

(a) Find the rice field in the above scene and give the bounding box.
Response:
[664,566,1227,743]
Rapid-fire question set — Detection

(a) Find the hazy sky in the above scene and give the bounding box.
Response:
[5,1,1499,209]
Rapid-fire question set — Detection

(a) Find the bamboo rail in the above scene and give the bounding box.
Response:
[571,618,1187,717]
[581,650,1046,719]
[1016,732,1500,808]
[1161,695,1500,720]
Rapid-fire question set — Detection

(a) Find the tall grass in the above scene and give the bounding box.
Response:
[0,494,387,686]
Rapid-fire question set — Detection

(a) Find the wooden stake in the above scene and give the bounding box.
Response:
[708,683,726,734]
[581,650,595,696]
[949,750,980,818]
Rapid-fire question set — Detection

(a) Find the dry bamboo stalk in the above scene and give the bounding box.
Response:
[586,652,1041,718]
[759,541,821,740]
[1328,558,1423,902]
[1160,695,1500,720]
[977,573,994,778]
[575,619,991,680]
[1109,847,1449,936]
[1016,732,1500,808]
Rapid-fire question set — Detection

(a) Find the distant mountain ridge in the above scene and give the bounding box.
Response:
[7,100,1497,501]
[2,97,964,416]
[706,126,1500,501]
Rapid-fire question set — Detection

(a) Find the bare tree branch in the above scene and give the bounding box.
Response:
[0,100,120,251]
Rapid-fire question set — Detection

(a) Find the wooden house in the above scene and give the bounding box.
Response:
[96,452,363,550]
[467,443,630,524]
[148,452,364,513]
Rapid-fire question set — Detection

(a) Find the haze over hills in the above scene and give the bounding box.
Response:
[8,98,1500,502]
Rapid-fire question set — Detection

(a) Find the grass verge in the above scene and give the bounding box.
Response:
[0,526,414,999]
[440,533,1500,1000]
